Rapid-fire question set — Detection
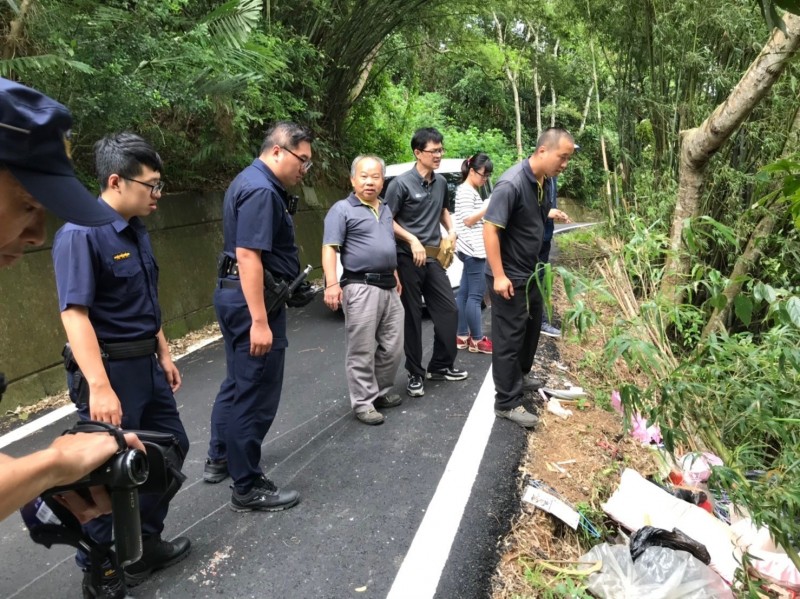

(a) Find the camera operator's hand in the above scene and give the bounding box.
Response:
[88,384,123,426]
[49,431,144,523]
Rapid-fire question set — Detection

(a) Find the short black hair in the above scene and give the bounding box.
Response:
[460,152,493,183]
[411,127,443,153]
[94,133,163,191]
[260,121,314,155]
[535,127,574,151]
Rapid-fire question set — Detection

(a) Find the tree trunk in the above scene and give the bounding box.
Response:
[579,83,593,133]
[348,41,383,105]
[533,28,542,139]
[661,13,800,304]
[550,38,559,127]
[495,13,524,160]
[3,0,35,60]
[701,102,800,338]
[590,37,613,224]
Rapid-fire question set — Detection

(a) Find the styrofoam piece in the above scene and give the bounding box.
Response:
[542,387,586,400]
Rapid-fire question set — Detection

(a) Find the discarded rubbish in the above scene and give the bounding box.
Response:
[678,452,723,485]
[610,390,662,444]
[603,468,740,582]
[581,544,733,598]
[527,480,601,538]
[731,518,800,590]
[522,484,580,529]
[630,526,711,565]
[542,386,586,400]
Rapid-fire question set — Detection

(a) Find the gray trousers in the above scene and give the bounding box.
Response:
[342,283,404,412]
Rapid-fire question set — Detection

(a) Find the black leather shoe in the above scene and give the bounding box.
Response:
[203,458,229,484]
[82,567,133,599]
[521,373,544,392]
[230,475,300,512]
[124,535,191,587]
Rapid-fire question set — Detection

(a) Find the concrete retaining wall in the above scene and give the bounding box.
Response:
[0,183,343,410]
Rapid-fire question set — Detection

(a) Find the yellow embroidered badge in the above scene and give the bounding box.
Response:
[113,252,130,261]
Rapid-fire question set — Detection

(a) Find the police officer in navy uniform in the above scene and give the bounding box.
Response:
[0,79,148,528]
[52,133,191,598]
[204,121,312,512]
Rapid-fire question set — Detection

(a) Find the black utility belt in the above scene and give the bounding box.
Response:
[99,337,158,360]
[341,270,396,290]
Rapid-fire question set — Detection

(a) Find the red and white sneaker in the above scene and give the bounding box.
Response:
[469,336,493,354]
[456,335,470,350]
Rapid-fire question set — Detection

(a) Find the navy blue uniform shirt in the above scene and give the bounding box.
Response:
[53,199,161,342]
[221,158,300,280]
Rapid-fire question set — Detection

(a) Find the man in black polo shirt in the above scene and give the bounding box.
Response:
[384,128,468,398]
[322,155,404,425]
[484,128,573,428]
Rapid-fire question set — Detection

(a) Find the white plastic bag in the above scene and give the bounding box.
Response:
[582,544,733,598]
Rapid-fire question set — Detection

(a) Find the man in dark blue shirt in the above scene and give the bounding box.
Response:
[52,133,191,597]
[0,79,147,531]
[204,121,312,513]
[484,128,573,428]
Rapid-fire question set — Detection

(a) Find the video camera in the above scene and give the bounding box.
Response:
[21,420,187,580]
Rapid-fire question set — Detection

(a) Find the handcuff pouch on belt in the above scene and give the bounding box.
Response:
[62,338,158,407]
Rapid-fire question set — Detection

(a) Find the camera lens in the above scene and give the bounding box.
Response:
[122,449,149,486]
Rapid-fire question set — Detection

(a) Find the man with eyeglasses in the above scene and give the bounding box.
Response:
[384,127,468,398]
[204,121,312,513]
[52,132,191,596]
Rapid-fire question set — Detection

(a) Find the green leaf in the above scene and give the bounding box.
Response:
[709,294,728,310]
[774,0,800,14]
[787,296,800,328]
[734,295,753,326]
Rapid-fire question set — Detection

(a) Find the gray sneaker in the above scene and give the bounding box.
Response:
[355,408,385,425]
[540,322,561,338]
[495,405,539,428]
[521,372,545,392]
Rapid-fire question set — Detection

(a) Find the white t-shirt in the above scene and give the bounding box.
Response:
[454,183,487,259]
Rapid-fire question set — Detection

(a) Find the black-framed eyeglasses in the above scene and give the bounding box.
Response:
[420,147,446,156]
[475,170,492,179]
[281,146,313,172]
[121,176,164,196]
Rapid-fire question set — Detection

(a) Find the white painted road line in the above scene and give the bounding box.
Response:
[0,404,77,450]
[0,334,223,450]
[386,366,496,599]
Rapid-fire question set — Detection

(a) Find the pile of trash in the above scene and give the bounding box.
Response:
[520,389,800,598]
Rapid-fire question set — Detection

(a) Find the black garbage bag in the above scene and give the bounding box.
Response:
[630,526,711,565]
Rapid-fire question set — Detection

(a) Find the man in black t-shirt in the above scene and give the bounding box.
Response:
[384,128,468,398]
[483,128,573,428]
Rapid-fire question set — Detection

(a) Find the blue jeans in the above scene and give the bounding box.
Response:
[456,253,487,339]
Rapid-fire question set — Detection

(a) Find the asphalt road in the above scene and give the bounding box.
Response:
[0,224,587,599]
[0,301,528,599]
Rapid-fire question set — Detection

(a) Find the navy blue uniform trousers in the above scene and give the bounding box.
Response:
[208,285,286,494]
[68,355,189,569]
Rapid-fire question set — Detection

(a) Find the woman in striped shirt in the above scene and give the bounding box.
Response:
[454,153,493,354]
